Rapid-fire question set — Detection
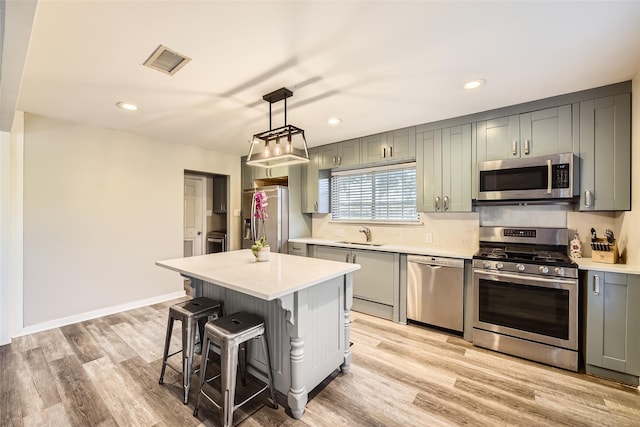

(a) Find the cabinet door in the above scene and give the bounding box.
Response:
[336,138,361,167]
[241,157,254,190]
[586,271,640,375]
[416,130,441,212]
[361,133,387,164]
[301,151,330,214]
[351,249,396,305]
[478,115,520,161]
[578,93,631,211]
[519,105,573,157]
[313,245,351,263]
[389,127,416,160]
[318,144,338,169]
[441,124,472,212]
[212,176,227,214]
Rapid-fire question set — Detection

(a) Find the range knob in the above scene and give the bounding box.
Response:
[516,263,526,272]
[554,267,565,275]
[483,261,492,269]
[539,266,549,274]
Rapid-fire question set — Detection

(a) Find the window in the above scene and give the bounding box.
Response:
[331,162,418,222]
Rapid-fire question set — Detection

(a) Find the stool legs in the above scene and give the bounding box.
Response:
[158,315,175,385]
[181,315,198,404]
[221,340,239,427]
[193,335,211,417]
[260,334,278,409]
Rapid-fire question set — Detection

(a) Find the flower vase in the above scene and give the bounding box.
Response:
[255,245,270,262]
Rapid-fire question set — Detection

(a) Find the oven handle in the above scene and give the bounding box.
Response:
[474,269,577,286]
[547,159,552,194]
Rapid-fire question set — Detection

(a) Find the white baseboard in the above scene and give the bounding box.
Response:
[13,290,186,338]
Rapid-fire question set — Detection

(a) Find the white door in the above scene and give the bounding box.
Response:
[184,176,204,257]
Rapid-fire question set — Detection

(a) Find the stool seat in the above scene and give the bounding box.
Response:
[159,297,224,404]
[193,311,278,426]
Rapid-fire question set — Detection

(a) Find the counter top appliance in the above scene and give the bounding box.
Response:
[472,226,580,371]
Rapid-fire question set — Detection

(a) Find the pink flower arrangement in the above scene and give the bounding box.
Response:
[251,191,269,255]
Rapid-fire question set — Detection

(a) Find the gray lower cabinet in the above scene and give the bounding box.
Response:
[311,245,399,320]
[287,242,307,256]
[476,104,573,161]
[577,93,631,211]
[586,270,640,385]
[417,124,472,212]
[212,175,227,214]
[301,150,329,214]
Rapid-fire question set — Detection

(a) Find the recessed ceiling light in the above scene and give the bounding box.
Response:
[463,79,486,90]
[116,101,139,111]
[327,117,342,126]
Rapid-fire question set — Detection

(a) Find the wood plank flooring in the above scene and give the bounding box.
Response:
[1,297,639,426]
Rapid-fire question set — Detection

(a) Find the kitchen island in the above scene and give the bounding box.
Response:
[156,249,360,418]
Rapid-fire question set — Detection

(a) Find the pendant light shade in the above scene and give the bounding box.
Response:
[246,88,310,168]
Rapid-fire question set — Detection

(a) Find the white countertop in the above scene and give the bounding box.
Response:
[156,249,361,301]
[289,237,477,260]
[573,258,640,275]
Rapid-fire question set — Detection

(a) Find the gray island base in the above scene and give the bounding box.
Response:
[156,250,360,418]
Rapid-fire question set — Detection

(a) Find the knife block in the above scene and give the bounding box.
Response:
[591,239,618,264]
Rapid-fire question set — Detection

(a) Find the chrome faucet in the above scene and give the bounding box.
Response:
[359,226,372,242]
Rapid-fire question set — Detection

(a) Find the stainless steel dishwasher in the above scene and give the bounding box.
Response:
[407,255,464,332]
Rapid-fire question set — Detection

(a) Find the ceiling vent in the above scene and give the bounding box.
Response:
[143,44,191,76]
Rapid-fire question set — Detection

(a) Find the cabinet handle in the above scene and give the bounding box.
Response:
[593,274,600,295]
[546,159,552,194]
[523,139,530,155]
[389,146,393,157]
[332,156,337,165]
[338,155,342,165]
[444,195,449,211]
[314,201,318,211]
[584,190,593,208]
[352,253,357,263]
[435,196,440,211]
[512,140,518,156]
[382,147,386,158]
[345,253,350,263]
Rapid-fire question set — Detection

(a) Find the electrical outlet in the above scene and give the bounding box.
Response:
[425,233,433,243]
[335,228,346,237]
[233,209,241,217]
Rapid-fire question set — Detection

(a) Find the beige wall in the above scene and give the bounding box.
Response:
[22,114,241,327]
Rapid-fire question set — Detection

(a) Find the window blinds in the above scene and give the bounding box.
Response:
[331,162,418,222]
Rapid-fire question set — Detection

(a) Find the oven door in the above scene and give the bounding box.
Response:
[473,269,578,350]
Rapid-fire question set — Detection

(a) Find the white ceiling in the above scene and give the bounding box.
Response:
[4,1,640,157]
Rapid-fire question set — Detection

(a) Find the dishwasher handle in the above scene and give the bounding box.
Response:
[407,255,464,269]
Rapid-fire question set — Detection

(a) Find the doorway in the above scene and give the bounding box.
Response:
[183,171,229,257]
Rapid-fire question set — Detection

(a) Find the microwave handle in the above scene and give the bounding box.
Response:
[546,159,552,194]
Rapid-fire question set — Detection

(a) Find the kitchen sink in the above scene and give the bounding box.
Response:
[336,241,384,247]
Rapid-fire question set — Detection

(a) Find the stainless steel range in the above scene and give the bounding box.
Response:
[473,226,580,371]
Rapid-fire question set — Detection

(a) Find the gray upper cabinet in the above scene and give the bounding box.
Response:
[212,175,227,214]
[476,105,573,162]
[578,93,631,211]
[417,124,472,212]
[586,271,640,383]
[317,139,361,169]
[301,149,329,214]
[361,127,416,164]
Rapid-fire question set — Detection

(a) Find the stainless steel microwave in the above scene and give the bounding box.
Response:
[477,153,573,202]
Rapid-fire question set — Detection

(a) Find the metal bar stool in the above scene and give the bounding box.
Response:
[193,312,278,426]
[159,297,224,404]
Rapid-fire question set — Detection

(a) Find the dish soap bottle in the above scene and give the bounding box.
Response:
[570,232,583,258]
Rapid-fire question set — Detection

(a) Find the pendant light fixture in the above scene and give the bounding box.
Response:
[246,87,310,168]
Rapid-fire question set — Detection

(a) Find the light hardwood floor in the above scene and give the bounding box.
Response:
[1,297,639,426]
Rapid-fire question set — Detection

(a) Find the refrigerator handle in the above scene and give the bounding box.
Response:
[251,193,257,243]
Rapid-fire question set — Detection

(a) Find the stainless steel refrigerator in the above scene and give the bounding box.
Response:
[241,186,289,253]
